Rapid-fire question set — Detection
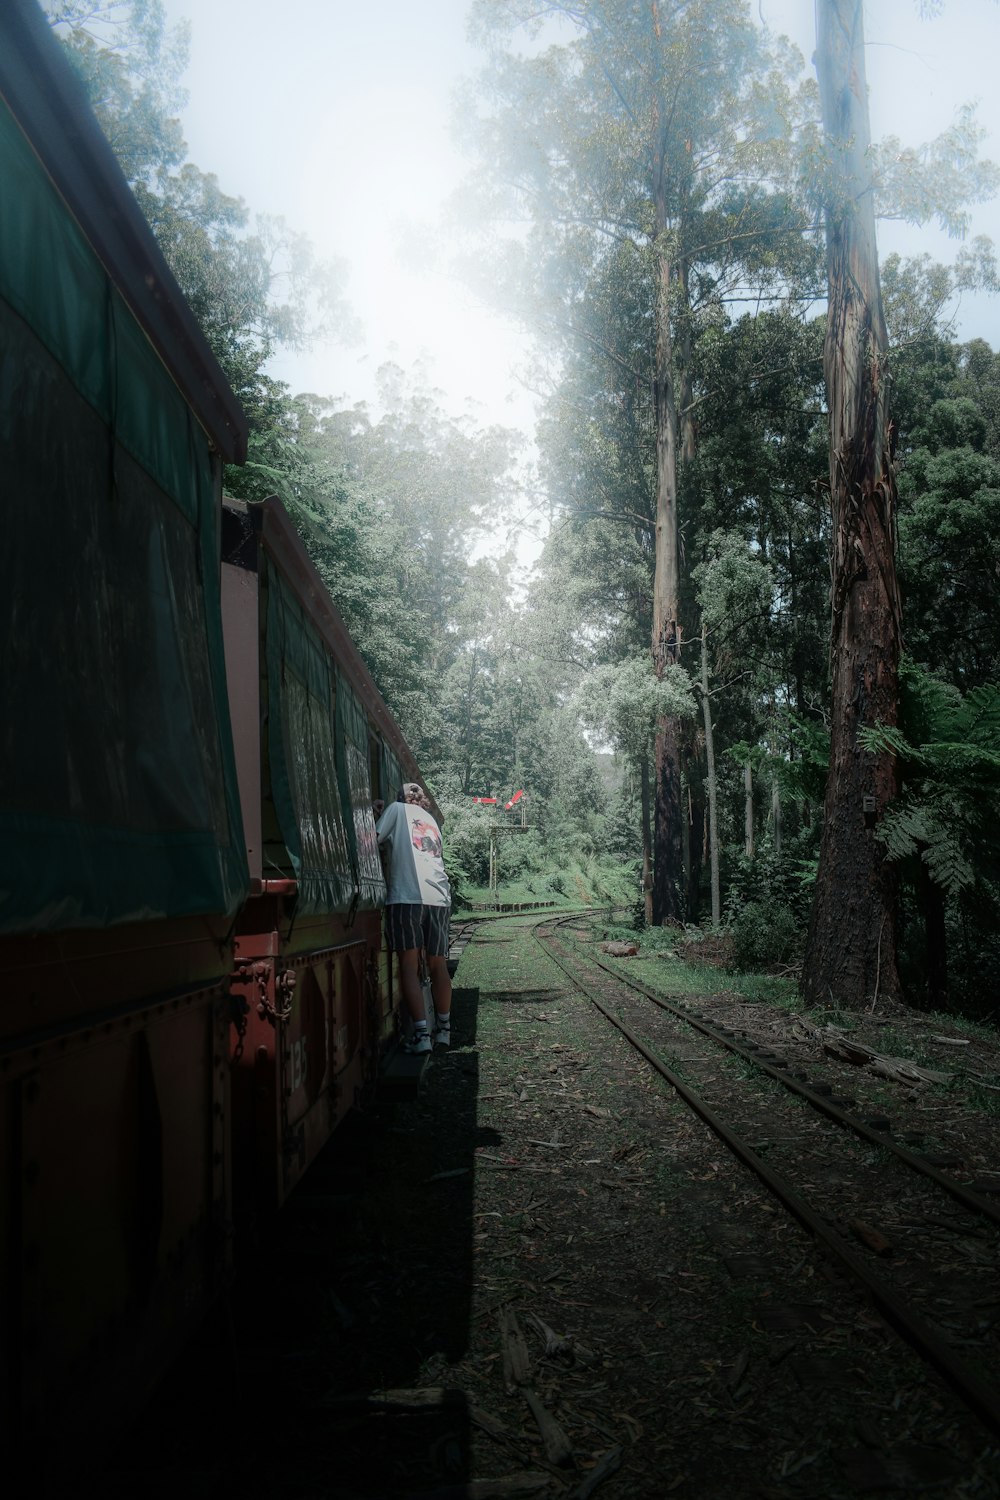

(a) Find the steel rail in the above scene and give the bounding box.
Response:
[535,923,1000,1438]
[545,919,1000,1230]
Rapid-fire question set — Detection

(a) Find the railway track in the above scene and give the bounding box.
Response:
[534,915,1000,1439]
[96,907,1000,1497]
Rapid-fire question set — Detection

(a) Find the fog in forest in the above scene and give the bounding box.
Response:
[44,0,1000,1010]
[158,0,1000,446]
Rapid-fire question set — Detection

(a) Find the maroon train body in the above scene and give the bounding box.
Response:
[221,497,432,1216]
[0,0,425,1458]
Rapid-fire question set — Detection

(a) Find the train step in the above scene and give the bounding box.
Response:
[378,1044,430,1101]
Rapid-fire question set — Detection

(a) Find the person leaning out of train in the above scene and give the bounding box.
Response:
[375,783,452,1054]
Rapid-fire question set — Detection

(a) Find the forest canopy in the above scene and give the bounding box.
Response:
[47,0,1000,1015]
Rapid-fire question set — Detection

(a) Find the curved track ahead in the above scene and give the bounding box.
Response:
[532,914,1000,1438]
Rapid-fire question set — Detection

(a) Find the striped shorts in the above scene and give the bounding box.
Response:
[385,902,451,957]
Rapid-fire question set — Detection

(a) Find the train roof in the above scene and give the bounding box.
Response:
[0,0,248,463]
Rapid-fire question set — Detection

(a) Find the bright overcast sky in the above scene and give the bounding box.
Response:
[161,0,1000,439]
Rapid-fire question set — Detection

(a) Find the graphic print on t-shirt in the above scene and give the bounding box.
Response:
[410,819,442,858]
[375,800,451,906]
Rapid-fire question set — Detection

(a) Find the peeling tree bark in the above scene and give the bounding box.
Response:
[649,33,685,925]
[802,0,902,1007]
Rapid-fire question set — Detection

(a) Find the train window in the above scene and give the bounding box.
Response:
[334,675,385,909]
[262,560,355,912]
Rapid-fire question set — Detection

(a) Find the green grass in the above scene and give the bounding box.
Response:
[966,1081,1000,1113]
[456,856,636,912]
[913,1010,999,1045]
[458,879,573,907]
[461,912,997,1129]
[457,930,567,997]
[722,973,801,1009]
[573,925,802,1012]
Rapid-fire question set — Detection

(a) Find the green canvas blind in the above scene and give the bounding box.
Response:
[336,675,386,910]
[263,559,356,915]
[0,97,248,932]
[378,741,403,807]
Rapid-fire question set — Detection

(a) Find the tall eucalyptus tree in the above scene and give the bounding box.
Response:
[465,0,812,920]
[803,0,904,1005]
[801,0,998,1006]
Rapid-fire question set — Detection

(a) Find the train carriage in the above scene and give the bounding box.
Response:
[0,0,251,1445]
[0,0,432,1459]
[221,496,436,1214]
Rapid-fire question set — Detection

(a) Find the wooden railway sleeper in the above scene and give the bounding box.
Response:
[575,938,1000,1231]
[535,927,1000,1438]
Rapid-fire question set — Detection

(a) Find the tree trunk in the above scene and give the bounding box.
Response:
[918,857,948,1010]
[653,723,684,924]
[681,776,692,912]
[686,778,705,924]
[700,630,721,927]
[650,116,684,925]
[640,758,653,927]
[744,764,754,859]
[802,0,902,1008]
[461,649,479,795]
[771,779,782,858]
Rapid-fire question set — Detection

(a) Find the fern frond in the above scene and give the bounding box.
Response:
[877,803,931,860]
[859,721,923,764]
[879,794,977,899]
[899,658,962,742]
[920,742,1000,782]
[923,836,975,899]
[959,684,1000,746]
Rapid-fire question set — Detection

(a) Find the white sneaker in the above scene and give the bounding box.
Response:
[433,1023,451,1050]
[403,1028,432,1055]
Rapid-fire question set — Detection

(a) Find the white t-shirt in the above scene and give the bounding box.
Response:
[376,801,451,907]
